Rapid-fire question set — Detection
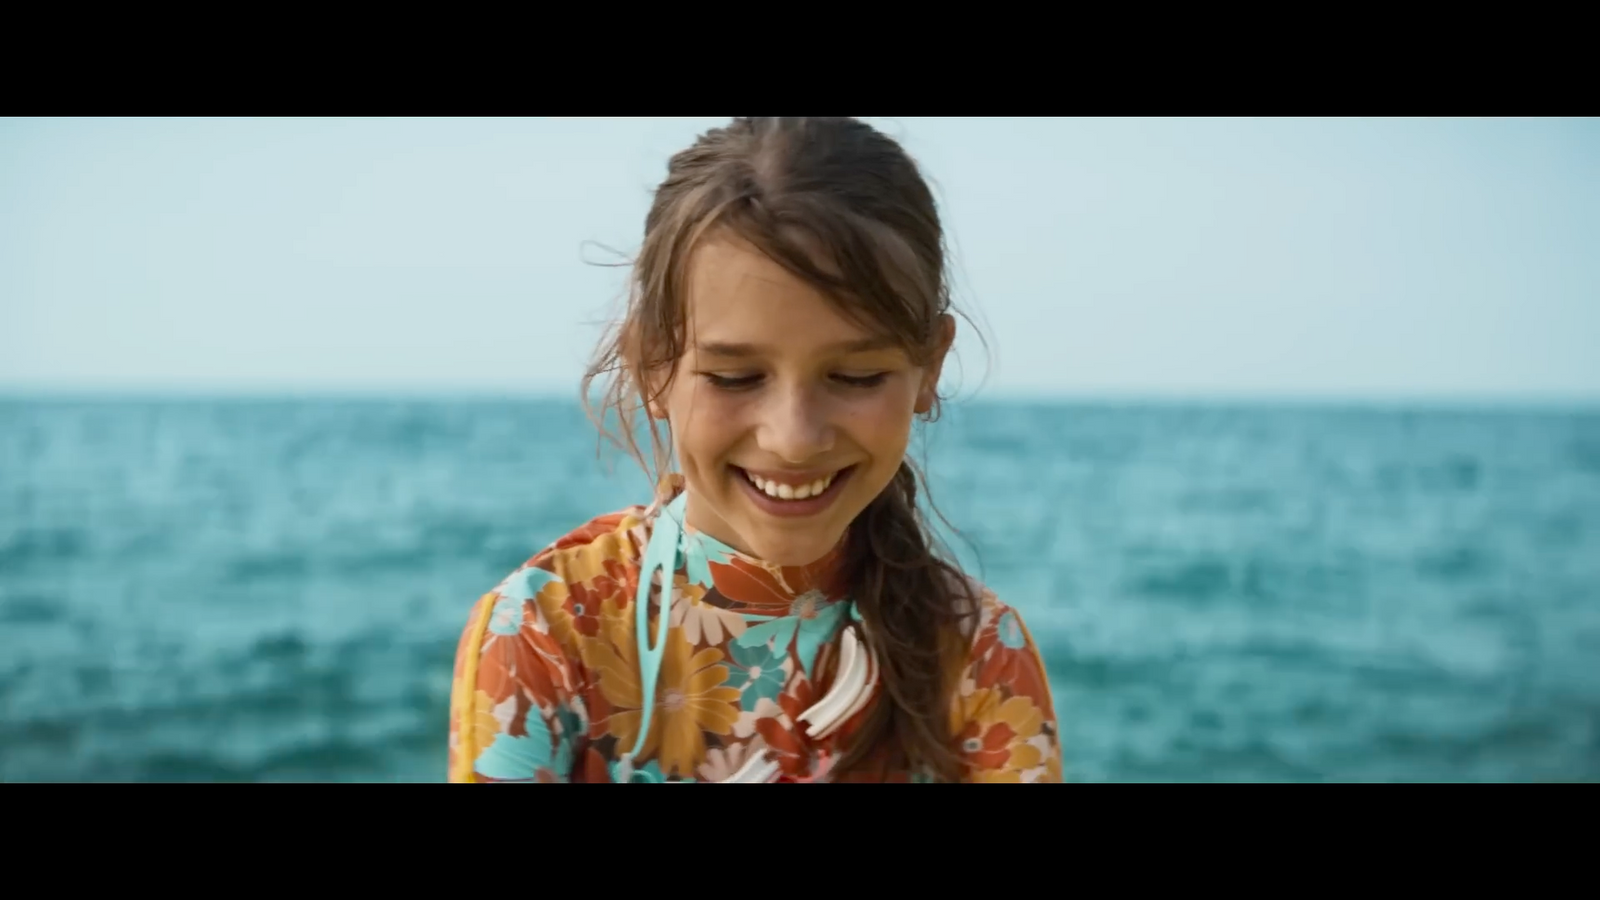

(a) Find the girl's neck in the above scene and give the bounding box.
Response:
[652,474,850,606]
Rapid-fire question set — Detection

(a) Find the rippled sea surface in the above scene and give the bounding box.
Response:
[2,397,1598,782]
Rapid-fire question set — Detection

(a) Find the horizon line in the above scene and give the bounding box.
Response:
[3,384,1598,411]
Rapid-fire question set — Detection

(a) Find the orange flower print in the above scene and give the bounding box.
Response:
[756,715,810,777]
[969,606,1032,686]
[565,556,634,639]
[578,746,612,783]
[706,545,847,608]
[778,673,817,724]
[707,559,796,607]
[756,677,818,777]
[951,687,1046,783]
[562,529,641,585]
[477,614,568,715]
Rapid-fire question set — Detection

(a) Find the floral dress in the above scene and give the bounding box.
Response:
[447,484,1063,783]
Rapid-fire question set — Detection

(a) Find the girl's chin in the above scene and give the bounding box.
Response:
[738,533,846,568]
[684,471,863,563]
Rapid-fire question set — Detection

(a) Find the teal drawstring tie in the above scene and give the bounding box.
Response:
[611,493,684,783]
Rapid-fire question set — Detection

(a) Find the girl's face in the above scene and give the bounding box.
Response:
[655,234,951,567]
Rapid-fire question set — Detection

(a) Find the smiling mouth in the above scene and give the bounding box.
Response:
[738,467,847,500]
[730,464,859,511]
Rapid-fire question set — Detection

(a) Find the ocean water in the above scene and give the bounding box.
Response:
[2,396,1598,783]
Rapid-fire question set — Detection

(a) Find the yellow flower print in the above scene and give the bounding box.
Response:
[582,596,741,777]
[471,688,502,752]
[535,578,581,649]
[562,530,640,585]
[583,596,646,746]
[951,687,1046,782]
[653,639,742,776]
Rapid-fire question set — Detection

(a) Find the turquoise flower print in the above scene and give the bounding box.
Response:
[488,595,524,636]
[682,529,739,589]
[488,566,563,635]
[733,589,846,679]
[505,565,562,601]
[475,713,565,782]
[727,639,787,711]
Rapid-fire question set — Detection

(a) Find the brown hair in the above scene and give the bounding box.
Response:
[583,117,983,782]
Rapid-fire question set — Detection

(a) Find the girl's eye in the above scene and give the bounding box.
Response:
[834,373,888,388]
[699,372,889,391]
[702,373,762,390]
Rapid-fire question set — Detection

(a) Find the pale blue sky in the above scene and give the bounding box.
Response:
[2,117,1596,401]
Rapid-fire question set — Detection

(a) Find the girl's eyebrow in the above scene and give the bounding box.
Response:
[694,336,899,358]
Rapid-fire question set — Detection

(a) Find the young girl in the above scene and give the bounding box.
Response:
[447,117,1062,783]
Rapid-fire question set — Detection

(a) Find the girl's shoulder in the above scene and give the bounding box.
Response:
[934,569,1052,685]
[489,504,653,601]
[935,567,1017,640]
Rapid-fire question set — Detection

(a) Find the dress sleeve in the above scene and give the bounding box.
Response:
[949,599,1065,783]
[448,562,585,783]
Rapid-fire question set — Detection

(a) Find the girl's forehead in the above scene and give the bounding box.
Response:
[685,239,893,350]
[686,236,817,298]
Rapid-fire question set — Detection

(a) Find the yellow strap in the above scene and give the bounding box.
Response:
[449,592,498,783]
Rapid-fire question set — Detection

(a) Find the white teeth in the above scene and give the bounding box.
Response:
[743,469,837,501]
